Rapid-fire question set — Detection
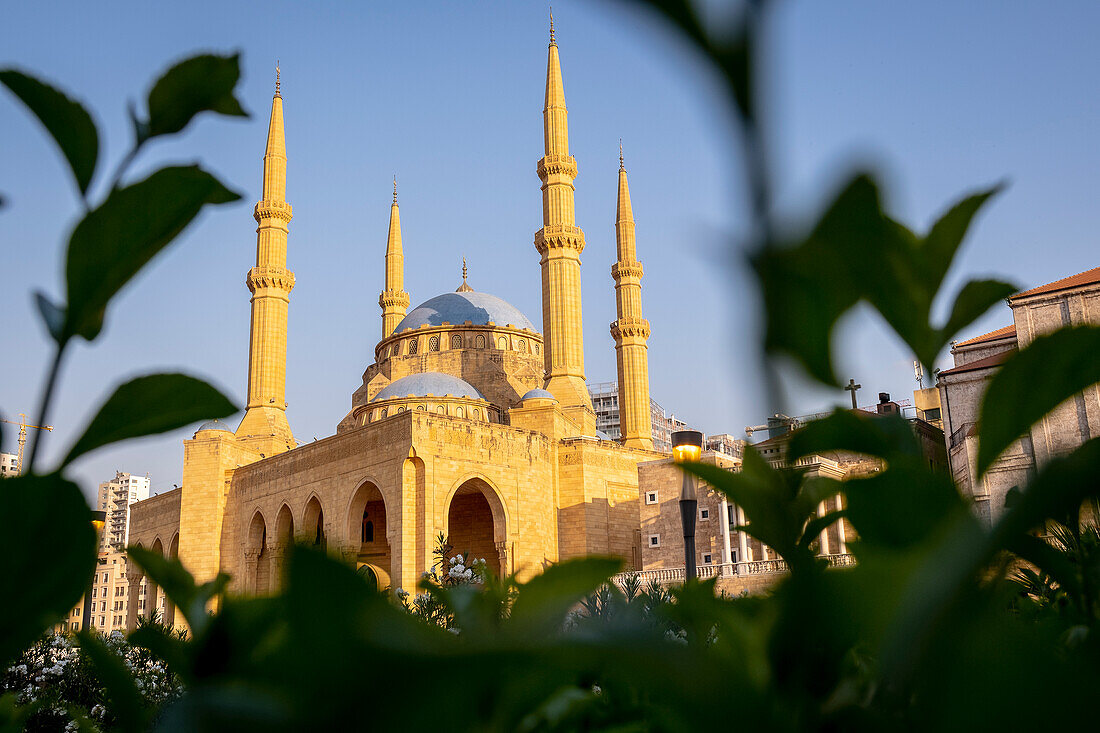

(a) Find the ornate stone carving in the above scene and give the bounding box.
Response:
[610,317,651,340]
[253,200,294,223]
[536,154,578,179]
[611,262,644,280]
[246,266,296,293]
[534,224,586,255]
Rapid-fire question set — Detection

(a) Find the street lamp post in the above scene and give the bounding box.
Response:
[672,430,703,582]
[81,511,107,633]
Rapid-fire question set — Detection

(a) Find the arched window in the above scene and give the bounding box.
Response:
[408,339,418,355]
[472,408,480,419]
[391,344,400,357]
[362,508,373,543]
[417,404,426,411]
[518,338,526,352]
[429,335,440,352]
[451,334,462,349]
[535,343,540,355]
[456,406,464,418]
[475,334,486,349]
[497,337,507,349]
[380,408,387,418]
[398,406,406,413]
[437,405,446,414]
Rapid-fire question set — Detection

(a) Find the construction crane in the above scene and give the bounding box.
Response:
[1,413,54,475]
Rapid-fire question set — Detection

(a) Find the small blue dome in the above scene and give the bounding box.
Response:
[596,429,613,441]
[394,291,537,333]
[196,419,232,433]
[371,372,485,402]
[521,388,557,401]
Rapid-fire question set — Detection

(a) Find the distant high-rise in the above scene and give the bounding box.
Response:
[96,472,151,551]
[0,452,17,478]
[588,381,690,453]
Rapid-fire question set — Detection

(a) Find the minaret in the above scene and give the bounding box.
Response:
[534,13,595,426]
[611,145,653,450]
[380,178,410,338]
[236,66,296,452]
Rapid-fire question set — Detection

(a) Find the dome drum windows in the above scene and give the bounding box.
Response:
[475,334,486,349]
[428,335,440,352]
[450,334,463,349]
[408,339,418,355]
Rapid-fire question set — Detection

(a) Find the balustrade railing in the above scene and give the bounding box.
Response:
[610,554,855,587]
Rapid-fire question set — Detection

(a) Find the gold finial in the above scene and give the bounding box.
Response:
[619,139,624,170]
[275,61,281,97]
[549,6,555,44]
[393,175,397,204]
[456,256,474,292]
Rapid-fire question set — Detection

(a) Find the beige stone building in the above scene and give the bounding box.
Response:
[126,26,668,624]
[632,394,945,593]
[55,549,153,634]
[938,266,1100,524]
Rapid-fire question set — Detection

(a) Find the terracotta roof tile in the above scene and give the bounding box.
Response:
[1011,266,1100,300]
[938,349,1014,377]
[955,324,1016,347]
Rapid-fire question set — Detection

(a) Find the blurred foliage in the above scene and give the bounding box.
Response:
[4,1,1100,730]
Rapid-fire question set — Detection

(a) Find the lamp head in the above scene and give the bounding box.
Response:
[671,430,703,464]
[91,510,107,533]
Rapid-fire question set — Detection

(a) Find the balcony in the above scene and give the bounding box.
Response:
[611,554,855,587]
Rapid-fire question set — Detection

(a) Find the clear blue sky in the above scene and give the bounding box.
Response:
[3,1,1098,498]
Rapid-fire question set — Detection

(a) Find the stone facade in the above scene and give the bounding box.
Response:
[938,266,1100,524]
[126,28,666,625]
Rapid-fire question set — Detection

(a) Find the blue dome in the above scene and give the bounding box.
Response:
[521,389,557,401]
[371,372,485,402]
[394,291,537,333]
[195,419,232,433]
[596,430,613,441]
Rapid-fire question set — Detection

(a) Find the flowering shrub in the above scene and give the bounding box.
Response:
[1,629,180,731]
[396,533,491,629]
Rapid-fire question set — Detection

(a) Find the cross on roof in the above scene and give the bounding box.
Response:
[845,378,862,409]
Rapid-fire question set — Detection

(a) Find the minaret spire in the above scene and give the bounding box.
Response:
[237,76,296,451]
[611,145,653,450]
[380,177,410,339]
[457,256,474,292]
[534,13,595,429]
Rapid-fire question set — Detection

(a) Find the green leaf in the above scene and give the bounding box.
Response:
[752,173,889,385]
[145,53,248,140]
[33,291,65,343]
[0,68,99,195]
[922,185,1004,286]
[799,510,846,552]
[992,438,1100,541]
[939,279,1016,346]
[787,409,920,463]
[509,557,622,634]
[0,473,95,666]
[977,327,1100,474]
[64,165,240,340]
[77,632,150,733]
[62,373,236,467]
[843,462,965,549]
[127,545,229,637]
[1007,533,1082,602]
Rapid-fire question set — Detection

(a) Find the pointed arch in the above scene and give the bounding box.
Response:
[247,509,271,595]
[346,479,390,582]
[303,495,326,549]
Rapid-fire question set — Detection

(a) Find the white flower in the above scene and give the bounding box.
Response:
[454,554,464,564]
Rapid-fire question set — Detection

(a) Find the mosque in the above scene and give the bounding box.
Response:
[126,21,664,620]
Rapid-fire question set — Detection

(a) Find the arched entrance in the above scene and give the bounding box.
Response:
[446,478,507,576]
[346,481,391,585]
[148,538,164,623]
[273,504,294,589]
[246,510,270,594]
[303,497,325,549]
[164,534,179,627]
